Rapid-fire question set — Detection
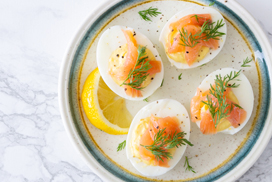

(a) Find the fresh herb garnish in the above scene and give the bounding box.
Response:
[143,98,149,102]
[178,73,182,80]
[179,19,225,48]
[241,57,253,67]
[117,140,126,152]
[184,156,196,173]
[138,7,161,22]
[121,46,152,90]
[190,15,202,23]
[141,128,193,162]
[160,78,164,87]
[202,70,243,127]
[209,1,215,6]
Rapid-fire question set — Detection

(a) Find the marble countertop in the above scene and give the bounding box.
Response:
[0,0,271,181]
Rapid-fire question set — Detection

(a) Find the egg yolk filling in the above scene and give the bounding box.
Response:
[190,87,247,134]
[108,30,162,98]
[165,14,219,66]
[130,115,181,167]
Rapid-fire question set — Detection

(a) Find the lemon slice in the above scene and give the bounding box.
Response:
[81,68,132,134]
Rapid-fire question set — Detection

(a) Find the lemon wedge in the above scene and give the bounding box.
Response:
[81,68,132,134]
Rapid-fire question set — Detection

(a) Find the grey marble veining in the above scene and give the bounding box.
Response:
[0,0,271,182]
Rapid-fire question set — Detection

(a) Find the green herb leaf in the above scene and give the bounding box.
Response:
[202,70,243,127]
[190,15,202,23]
[209,1,215,6]
[178,73,182,80]
[117,140,126,152]
[141,128,193,162]
[184,156,196,173]
[241,57,253,67]
[121,46,152,90]
[160,78,164,87]
[138,7,161,22]
[179,19,225,48]
[143,98,149,102]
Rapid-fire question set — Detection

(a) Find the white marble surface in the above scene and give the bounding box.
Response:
[0,0,271,181]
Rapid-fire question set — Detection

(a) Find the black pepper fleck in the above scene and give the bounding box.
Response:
[122,56,124,58]
[116,54,119,57]
[124,88,127,91]
[186,51,189,54]
[151,77,154,80]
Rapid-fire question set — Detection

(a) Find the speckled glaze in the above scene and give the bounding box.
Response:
[59,0,272,181]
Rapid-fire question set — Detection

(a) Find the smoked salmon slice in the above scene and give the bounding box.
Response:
[139,115,181,167]
[190,87,247,134]
[169,14,212,31]
[110,30,161,98]
[167,14,219,66]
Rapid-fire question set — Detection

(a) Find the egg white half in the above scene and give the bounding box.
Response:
[126,99,191,176]
[97,25,164,101]
[159,6,227,69]
[195,68,254,135]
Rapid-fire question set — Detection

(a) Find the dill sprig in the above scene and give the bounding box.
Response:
[117,140,126,152]
[202,70,243,127]
[191,15,200,23]
[178,73,182,80]
[141,128,193,162]
[241,57,253,67]
[209,1,215,6]
[184,156,196,173]
[121,46,152,90]
[160,78,164,87]
[179,19,225,48]
[143,98,149,102]
[138,7,161,22]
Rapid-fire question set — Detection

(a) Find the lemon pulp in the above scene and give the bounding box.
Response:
[81,68,132,134]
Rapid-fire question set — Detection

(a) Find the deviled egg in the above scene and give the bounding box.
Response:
[190,68,254,135]
[97,25,164,100]
[159,6,227,69]
[126,99,191,176]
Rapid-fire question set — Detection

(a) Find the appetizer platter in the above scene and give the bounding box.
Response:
[59,0,272,181]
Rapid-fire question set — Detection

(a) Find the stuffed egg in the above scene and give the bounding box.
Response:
[97,25,164,101]
[159,6,227,69]
[126,99,191,176]
[190,68,254,135]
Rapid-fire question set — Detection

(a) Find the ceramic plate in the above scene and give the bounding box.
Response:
[59,0,272,181]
